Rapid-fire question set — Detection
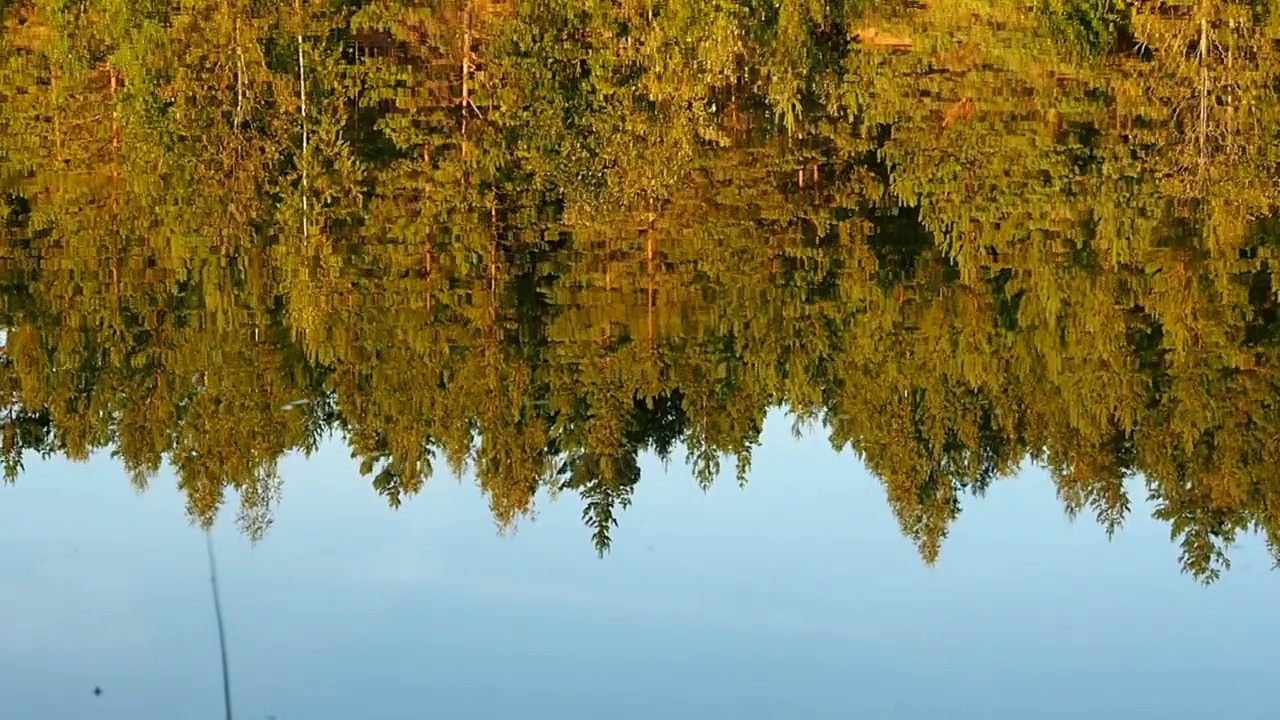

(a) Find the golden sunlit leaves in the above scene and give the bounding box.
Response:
[2,0,1279,580]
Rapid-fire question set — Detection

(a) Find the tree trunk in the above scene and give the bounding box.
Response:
[297,0,309,238]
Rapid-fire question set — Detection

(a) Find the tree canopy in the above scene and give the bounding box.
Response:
[2,0,1280,581]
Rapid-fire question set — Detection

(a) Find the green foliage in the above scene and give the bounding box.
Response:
[2,0,1280,582]
[1037,0,1132,58]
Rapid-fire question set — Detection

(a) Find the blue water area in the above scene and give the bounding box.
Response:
[1,413,1276,720]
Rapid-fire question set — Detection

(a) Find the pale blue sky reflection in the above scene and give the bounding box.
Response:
[1,410,1277,719]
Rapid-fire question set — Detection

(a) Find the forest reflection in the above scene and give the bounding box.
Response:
[2,0,1280,582]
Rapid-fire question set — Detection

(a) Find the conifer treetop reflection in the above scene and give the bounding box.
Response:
[2,0,1280,581]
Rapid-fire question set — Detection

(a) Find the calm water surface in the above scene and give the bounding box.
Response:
[3,0,1280,717]
[4,420,1279,719]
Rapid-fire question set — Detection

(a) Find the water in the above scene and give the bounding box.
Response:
[4,418,1278,719]
[3,0,1280,717]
